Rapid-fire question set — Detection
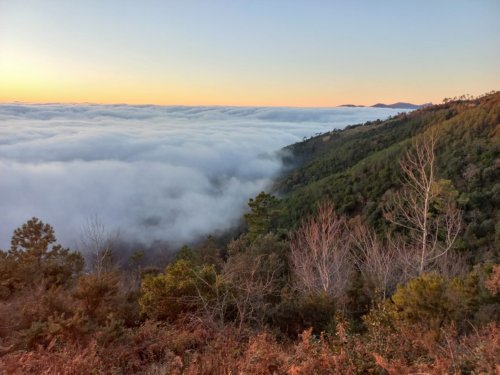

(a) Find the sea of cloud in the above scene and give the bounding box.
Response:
[0,103,402,251]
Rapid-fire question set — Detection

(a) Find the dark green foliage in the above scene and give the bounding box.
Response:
[0,217,84,298]
[226,233,289,277]
[177,236,224,269]
[271,292,336,337]
[196,236,223,267]
[175,245,196,263]
[275,92,500,257]
[0,95,499,374]
[345,271,372,332]
[224,234,289,327]
[244,192,283,241]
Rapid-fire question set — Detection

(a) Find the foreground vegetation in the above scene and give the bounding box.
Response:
[0,93,499,374]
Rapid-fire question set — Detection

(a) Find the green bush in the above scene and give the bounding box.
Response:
[391,273,478,332]
[0,218,84,298]
[139,259,218,321]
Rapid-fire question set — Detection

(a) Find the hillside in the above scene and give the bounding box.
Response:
[276,92,500,258]
[0,92,498,374]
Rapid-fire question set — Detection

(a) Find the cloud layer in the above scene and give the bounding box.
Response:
[0,104,401,250]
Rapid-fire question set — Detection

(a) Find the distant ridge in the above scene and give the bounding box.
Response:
[338,104,365,108]
[277,91,499,256]
[371,102,431,109]
[339,102,431,109]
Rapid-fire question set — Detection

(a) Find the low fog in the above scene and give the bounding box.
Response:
[0,104,401,251]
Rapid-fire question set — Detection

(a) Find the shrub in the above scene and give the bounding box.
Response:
[272,292,336,336]
[73,272,119,324]
[391,273,479,333]
[139,259,211,321]
[0,218,84,299]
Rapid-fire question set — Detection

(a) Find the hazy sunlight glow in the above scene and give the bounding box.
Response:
[1,0,499,106]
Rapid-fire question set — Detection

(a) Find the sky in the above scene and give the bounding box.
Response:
[0,103,400,250]
[0,0,499,106]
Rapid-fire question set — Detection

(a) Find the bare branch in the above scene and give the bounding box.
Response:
[80,215,118,276]
[383,134,462,276]
[350,219,402,299]
[290,201,352,298]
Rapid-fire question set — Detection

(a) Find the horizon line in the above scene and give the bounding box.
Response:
[0,99,430,110]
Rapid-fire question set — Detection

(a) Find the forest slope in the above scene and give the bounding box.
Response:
[276,91,499,259]
[0,93,498,374]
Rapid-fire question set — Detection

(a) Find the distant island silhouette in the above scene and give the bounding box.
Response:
[339,102,432,109]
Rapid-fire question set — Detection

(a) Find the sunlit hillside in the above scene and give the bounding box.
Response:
[1,93,498,374]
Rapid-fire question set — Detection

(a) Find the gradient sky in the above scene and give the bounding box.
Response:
[1,0,499,106]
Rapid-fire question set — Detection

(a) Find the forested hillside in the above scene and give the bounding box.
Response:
[276,91,499,259]
[0,93,498,374]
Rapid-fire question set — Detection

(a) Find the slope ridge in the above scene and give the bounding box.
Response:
[275,92,499,257]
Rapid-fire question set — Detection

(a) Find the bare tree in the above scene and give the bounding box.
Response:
[191,236,284,332]
[224,253,281,332]
[80,215,118,276]
[350,219,401,299]
[189,267,230,329]
[434,251,469,279]
[384,135,462,276]
[290,201,352,298]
